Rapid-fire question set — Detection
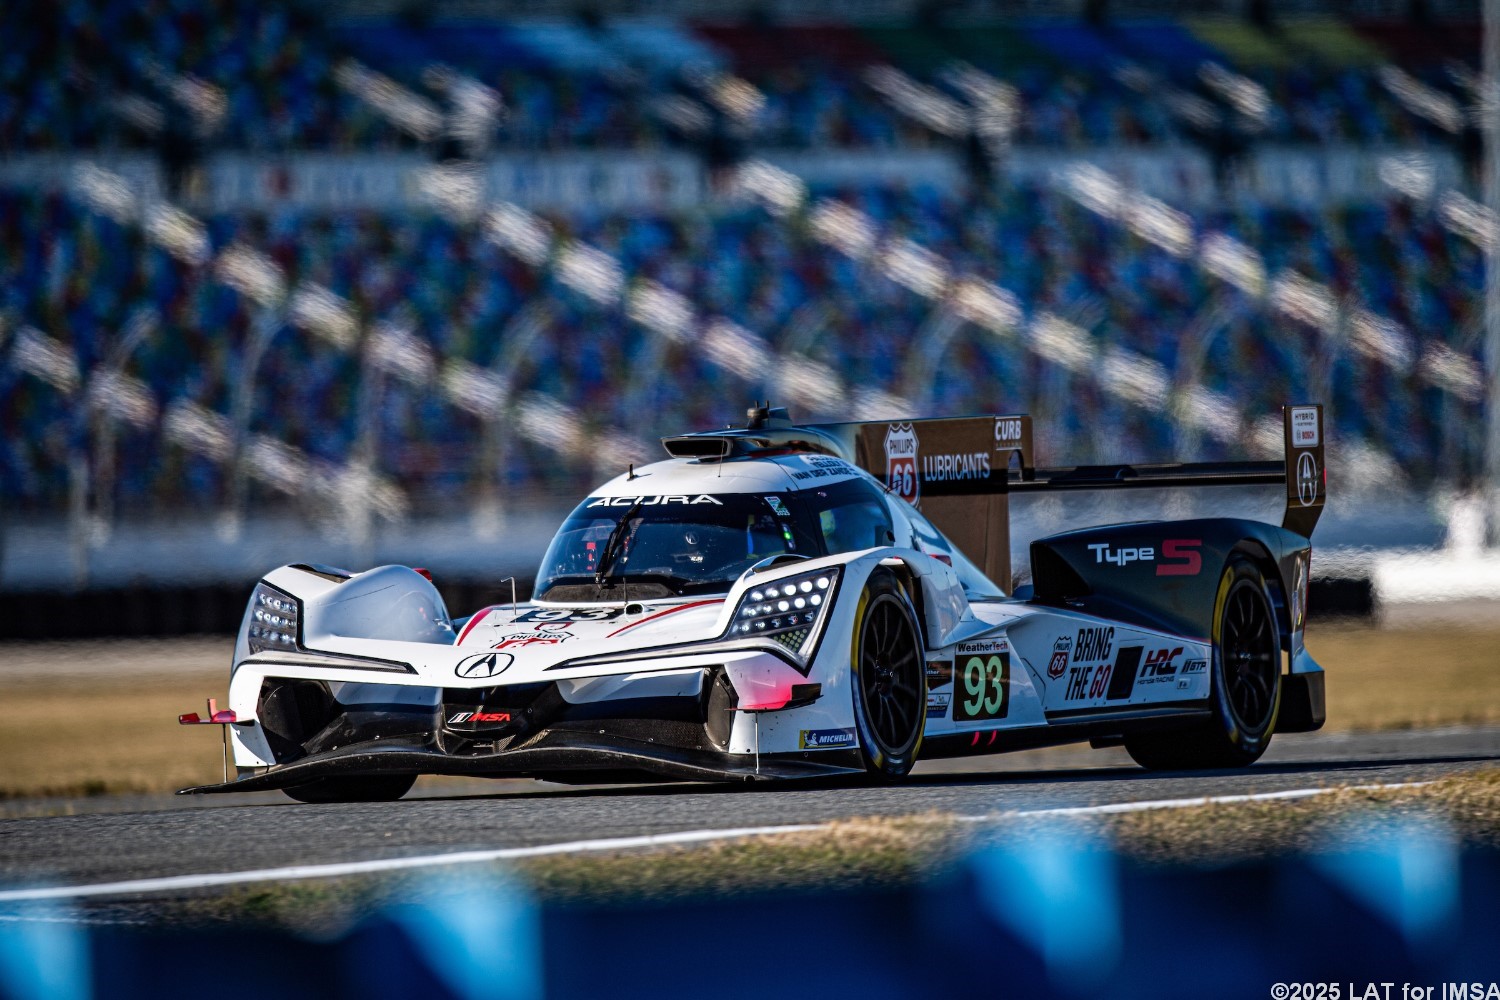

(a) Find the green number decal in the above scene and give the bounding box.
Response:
[955,653,1009,722]
[963,657,985,710]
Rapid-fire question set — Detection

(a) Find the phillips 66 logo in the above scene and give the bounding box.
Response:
[885,423,919,505]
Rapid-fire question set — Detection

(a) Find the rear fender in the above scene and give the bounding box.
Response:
[1029,518,1309,643]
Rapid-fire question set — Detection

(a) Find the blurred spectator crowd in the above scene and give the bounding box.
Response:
[0,0,1489,519]
[0,1,1483,154]
[1,177,1485,512]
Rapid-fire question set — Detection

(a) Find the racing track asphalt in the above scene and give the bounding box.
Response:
[1,725,1497,899]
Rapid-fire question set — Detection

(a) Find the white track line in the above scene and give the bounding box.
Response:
[0,824,824,903]
[0,782,1430,904]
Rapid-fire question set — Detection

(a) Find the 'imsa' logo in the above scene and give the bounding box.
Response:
[885,423,919,506]
[447,710,512,725]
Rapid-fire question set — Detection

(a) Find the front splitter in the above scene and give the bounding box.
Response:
[179,733,864,793]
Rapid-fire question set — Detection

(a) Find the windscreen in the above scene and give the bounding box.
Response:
[535,494,821,601]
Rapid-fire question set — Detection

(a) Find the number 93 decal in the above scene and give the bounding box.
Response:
[954,645,1010,722]
[514,607,623,623]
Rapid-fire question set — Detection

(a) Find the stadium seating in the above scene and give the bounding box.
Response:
[1,177,1484,511]
[0,1,1488,519]
[0,2,1480,152]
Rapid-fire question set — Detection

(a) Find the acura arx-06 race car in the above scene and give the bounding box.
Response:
[181,404,1328,802]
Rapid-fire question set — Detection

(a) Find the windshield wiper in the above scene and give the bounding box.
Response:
[594,498,644,588]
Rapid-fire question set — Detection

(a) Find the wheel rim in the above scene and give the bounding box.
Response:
[859,594,922,753]
[1221,578,1278,733]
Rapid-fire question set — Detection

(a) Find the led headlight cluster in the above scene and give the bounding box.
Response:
[728,568,839,656]
[247,582,301,653]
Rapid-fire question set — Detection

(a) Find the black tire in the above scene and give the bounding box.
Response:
[849,569,926,779]
[282,773,416,803]
[1125,553,1282,770]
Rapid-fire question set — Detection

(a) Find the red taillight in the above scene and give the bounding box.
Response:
[413,567,433,582]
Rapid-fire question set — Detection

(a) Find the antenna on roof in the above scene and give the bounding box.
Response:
[746,401,790,430]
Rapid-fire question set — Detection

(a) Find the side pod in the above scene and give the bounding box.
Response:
[1028,519,1310,643]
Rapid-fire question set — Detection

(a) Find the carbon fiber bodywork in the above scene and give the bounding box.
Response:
[182,668,864,792]
[181,734,865,792]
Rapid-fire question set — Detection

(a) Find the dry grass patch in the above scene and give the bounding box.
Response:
[1099,769,1500,866]
[147,879,397,935]
[0,672,229,798]
[1306,623,1500,731]
[509,770,1500,900]
[521,812,967,905]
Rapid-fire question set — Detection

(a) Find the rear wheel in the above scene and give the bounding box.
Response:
[1125,553,1281,770]
[282,773,416,803]
[850,570,926,779]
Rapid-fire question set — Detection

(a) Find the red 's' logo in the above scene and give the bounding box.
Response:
[1156,539,1202,576]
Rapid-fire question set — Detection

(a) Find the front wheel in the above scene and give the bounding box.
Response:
[1125,553,1282,770]
[282,773,416,803]
[849,569,926,779]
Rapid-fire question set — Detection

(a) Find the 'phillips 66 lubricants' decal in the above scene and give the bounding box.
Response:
[885,423,919,505]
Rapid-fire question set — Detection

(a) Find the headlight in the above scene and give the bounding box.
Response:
[726,567,839,660]
[247,582,301,653]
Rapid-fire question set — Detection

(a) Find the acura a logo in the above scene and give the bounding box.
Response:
[1296,451,1318,508]
[455,651,513,679]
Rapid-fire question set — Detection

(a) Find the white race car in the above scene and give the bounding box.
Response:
[181,404,1328,802]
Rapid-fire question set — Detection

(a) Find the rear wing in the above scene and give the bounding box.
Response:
[987,405,1326,536]
[663,404,1326,591]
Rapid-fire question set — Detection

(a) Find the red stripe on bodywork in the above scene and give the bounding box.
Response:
[455,606,494,645]
[606,599,724,638]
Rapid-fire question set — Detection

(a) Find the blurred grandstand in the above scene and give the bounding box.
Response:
[0,0,1493,592]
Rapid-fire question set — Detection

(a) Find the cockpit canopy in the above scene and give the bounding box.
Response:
[534,479,895,601]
